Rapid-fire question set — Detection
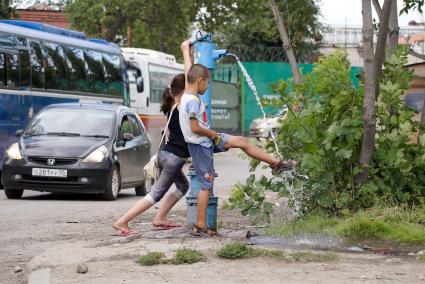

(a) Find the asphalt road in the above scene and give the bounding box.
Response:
[0,150,258,284]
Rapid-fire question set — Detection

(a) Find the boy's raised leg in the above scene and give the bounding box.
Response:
[224,135,278,165]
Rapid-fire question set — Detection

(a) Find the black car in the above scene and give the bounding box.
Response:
[1,103,152,200]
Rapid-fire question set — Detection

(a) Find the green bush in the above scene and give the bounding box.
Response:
[335,216,391,238]
[232,47,425,218]
[217,242,255,259]
[138,252,164,266]
[172,248,205,264]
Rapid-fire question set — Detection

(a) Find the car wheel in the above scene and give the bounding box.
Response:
[101,165,120,201]
[135,178,152,196]
[4,188,24,199]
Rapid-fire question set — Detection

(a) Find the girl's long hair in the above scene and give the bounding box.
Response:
[160,73,185,115]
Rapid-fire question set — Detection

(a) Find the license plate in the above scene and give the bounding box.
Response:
[32,168,67,178]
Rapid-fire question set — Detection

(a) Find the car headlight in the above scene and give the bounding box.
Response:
[6,143,22,160]
[82,146,109,163]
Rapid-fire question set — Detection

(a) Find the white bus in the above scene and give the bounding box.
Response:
[122,48,183,151]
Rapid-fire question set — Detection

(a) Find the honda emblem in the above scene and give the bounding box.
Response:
[47,159,55,166]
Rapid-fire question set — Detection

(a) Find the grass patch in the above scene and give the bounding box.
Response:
[217,242,255,259]
[419,254,425,262]
[334,215,391,239]
[138,248,205,266]
[265,207,425,245]
[138,252,164,266]
[265,214,339,236]
[217,242,337,262]
[171,248,205,264]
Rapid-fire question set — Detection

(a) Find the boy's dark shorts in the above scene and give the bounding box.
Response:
[188,134,230,190]
[188,143,215,190]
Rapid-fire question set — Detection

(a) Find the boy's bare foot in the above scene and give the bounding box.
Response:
[189,225,216,237]
[271,160,297,175]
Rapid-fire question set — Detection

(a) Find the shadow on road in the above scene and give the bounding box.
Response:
[1,190,140,202]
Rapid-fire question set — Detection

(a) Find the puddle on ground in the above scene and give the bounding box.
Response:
[248,235,423,256]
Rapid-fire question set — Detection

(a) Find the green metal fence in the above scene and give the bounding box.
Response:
[213,62,362,133]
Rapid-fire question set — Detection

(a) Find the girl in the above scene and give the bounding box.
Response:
[112,74,189,235]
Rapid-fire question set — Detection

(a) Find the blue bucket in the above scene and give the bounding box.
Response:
[186,168,218,230]
[186,196,218,231]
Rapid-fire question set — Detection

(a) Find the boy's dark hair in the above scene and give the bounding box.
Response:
[160,73,185,115]
[187,64,210,84]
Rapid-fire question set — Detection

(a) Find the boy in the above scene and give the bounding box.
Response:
[180,41,295,236]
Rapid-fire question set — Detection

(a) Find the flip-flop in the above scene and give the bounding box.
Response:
[111,229,138,237]
[152,223,182,231]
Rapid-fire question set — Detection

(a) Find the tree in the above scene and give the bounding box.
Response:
[65,0,139,42]
[0,0,17,19]
[356,0,425,184]
[65,0,199,57]
[197,0,322,62]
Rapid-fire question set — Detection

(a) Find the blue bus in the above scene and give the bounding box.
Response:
[0,20,130,187]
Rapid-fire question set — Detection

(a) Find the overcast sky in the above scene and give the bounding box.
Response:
[320,0,425,28]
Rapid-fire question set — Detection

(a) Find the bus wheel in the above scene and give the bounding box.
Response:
[101,166,120,201]
[4,189,24,199]
[135,178,152,196]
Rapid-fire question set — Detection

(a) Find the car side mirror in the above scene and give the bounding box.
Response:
[136,76,144,93]
[15,129,24,137]
[123,133,134,142]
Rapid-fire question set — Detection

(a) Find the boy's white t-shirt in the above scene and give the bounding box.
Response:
[179,92,212,148]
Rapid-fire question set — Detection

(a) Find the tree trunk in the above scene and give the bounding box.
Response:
[269,0,301,84]
[356,0,377,185]
[127,26,133,47]
[387,0,399,56]
[357,0,393,185]
[373,0,392,81]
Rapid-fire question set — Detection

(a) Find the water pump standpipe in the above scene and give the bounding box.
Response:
[186,31,227,230]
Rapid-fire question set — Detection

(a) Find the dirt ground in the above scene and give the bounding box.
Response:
[1,150,424,284]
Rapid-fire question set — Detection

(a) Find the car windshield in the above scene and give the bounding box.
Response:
[25,108,115,137]
[266,108,287,118]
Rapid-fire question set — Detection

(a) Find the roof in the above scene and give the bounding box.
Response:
[15,9,70,29]
[404,61,425,68]
[122,48,183,69]
[43,103,129,112]
[0,21,121,54]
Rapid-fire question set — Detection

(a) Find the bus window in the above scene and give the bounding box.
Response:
[148,64,177,103]
[103,53,122,96]
[0,33,20,88]
[63,46,87,92]
[18,37,30,88]
[5,53,19,88]
[84,50,106,94]
[0,33,17,50]
[29,41,45,89]
[43,42,68,90]
[0,53,5,87]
